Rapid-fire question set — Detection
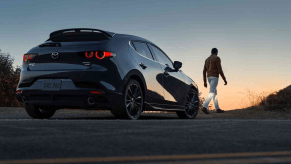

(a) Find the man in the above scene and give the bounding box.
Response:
[202,48,227,114]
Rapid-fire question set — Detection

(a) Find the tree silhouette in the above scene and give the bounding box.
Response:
[0,49,22,107]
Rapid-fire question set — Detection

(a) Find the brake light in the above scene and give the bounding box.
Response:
[95,51,105,59]
[90,91,103,94]
[104,52,113,58]
[16,90,22,94]
[85,52,94,58]
[84,51,115,59]
[23,54,37,62]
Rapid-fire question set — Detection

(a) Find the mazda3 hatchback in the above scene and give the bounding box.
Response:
[16,28,199,120]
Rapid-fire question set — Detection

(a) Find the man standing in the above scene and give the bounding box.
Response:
[202,48,227,114]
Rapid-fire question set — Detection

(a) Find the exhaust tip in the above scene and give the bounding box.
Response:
[22,96,26,103]
[87,97,95,105]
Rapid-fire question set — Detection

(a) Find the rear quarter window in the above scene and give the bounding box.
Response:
[132,42,154,60]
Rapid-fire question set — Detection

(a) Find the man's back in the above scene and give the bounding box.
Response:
[204,54,225,80]
[205,55,221,78]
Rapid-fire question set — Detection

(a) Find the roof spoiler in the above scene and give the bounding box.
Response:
[49,28,115,39]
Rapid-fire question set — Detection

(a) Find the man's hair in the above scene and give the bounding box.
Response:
[211,48,218,54]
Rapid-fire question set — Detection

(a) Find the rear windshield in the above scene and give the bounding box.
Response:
[48,32,108,42]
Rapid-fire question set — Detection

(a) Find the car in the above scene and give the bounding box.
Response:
[16,28,199,120]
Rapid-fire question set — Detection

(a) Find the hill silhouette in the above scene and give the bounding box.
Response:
[258,85,291,112]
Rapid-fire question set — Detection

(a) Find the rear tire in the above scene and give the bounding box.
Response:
[25,104,56,119]
[111,79,144,120]
[176,89,199,119]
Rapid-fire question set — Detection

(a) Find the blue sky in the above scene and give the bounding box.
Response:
[0,0,290,109]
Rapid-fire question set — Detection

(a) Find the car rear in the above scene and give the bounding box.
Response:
[16,29,124,109]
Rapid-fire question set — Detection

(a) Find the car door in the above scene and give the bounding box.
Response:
[129,41,165,105]
[148,44,187,108]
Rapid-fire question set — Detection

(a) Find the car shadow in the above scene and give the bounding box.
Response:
[50,111,180,120]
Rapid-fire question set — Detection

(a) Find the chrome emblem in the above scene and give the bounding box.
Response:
[51,52,59,59]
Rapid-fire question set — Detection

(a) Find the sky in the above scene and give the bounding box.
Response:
[0,0,290,110]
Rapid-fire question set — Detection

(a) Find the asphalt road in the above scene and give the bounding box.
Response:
[1,108,291,164]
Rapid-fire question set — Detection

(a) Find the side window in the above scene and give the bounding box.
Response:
[132,42,154,60]
[149,44,173,67]
[130,41,135,49]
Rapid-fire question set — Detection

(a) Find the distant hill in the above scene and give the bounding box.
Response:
[259,85,291,112]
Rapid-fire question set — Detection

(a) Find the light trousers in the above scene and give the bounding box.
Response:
[203,76,220,110]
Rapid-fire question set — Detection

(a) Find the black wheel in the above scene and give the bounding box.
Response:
[25,104,56,119]
[111,79,144,120]
[176,89,199,119]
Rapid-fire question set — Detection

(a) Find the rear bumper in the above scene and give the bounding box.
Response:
[16,89,123,109]
[16,68,126,109]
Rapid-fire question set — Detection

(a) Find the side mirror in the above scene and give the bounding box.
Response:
[173,61,182,71]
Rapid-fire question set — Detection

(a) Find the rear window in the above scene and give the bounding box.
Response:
[48,31,108,42]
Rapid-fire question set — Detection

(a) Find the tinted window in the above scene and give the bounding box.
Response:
[132,42,154,60]
[149,45,173,67]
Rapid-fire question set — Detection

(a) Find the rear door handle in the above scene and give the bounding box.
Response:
[139,63,147,69]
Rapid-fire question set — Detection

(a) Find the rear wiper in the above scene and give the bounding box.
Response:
[39,43,61,47]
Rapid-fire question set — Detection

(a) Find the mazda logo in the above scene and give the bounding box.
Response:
[51,52,59,59]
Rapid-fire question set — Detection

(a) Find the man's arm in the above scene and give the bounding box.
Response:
[216,57,227,85]
[203,62,207,88]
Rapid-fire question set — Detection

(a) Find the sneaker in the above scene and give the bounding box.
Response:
[202,107,210,114]
[216,109,224,113]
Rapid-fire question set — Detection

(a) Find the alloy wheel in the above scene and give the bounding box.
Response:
[125,83,143,119]
[185,92,199,117]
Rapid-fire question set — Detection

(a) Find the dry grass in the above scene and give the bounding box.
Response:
[239,89,276,108]
[258,85,291,112]
[241,85,291,113]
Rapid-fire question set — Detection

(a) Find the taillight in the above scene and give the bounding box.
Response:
[84,51,116,59]
[23,54,37,62]
[16,90,22,94]
[104,52,114,58]
[95,52,105,59]
[90,91,103,94]
[85,52,94,58]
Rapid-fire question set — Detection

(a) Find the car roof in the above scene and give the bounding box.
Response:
[115,33,155,45]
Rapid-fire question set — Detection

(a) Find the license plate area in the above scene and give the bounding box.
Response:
[43,79,62,91]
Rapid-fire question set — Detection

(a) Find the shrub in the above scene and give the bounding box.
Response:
[241,86,291,112]
[0,49,22,107]
[199,92,205,109]
[259,85,291,112]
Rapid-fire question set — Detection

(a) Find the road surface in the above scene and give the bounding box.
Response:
[0,107,291,163]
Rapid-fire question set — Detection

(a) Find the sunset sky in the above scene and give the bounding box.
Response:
[0,0,290,110]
